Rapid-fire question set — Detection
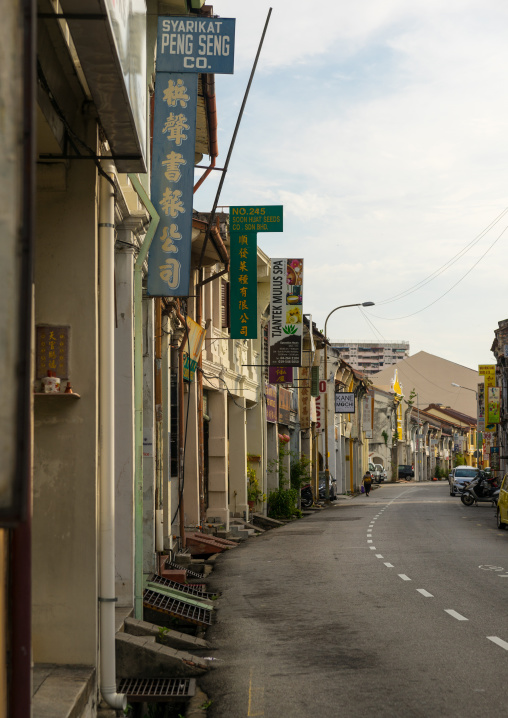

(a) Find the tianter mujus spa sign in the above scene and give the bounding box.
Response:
[269,258,303,367]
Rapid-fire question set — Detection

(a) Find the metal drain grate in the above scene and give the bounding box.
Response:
[118,677,196,702]
[143,589,212,626]
[150,574,219,599]
[164,560,204,579]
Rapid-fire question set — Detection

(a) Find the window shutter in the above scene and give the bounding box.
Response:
[221,280,230,329]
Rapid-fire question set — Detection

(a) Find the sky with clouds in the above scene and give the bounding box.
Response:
[193,1,508,372]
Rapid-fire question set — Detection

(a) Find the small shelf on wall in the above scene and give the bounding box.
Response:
[34,393,81,399]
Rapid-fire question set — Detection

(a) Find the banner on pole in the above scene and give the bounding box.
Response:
[269,258,303,366]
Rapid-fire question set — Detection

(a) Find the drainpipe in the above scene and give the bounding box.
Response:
[98,159,126,711]
[193,74,218,194]
[172,300,188,548]
[127,174,160,619]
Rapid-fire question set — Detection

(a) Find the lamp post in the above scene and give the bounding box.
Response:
[451,383,479,468]
[322,302,375,499]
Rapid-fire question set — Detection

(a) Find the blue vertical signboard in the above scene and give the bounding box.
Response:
[148,17,236,297]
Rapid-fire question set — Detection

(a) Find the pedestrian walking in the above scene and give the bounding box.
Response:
[362,471,372,496]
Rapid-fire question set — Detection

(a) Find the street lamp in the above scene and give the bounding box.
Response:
[322,302,375,499]
[451,383,479,468]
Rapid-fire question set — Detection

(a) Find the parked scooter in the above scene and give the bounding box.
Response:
[460,472,500,506]
[300,483,314,508]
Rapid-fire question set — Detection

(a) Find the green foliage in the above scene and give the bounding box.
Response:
[405,388,417,408]
[433,465,446,478]
[290,453,312,490]
[247,466,266,505]
[157,625,169,642]
[200,699,213,709]
[454,453,466,467]
[267,487,299,519]
[381,430,389,446]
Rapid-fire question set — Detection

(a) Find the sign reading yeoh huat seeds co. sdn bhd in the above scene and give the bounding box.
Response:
[229,206,283,339]
[269,258,304,367]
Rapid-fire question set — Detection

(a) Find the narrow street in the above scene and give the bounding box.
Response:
[202,482,508,718]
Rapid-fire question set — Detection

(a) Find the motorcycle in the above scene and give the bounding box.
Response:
[460,472,500,506]
[300,483,314,508]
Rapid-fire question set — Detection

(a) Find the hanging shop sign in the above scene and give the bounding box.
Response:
[182,316,206,382]
[487,386,500,424]
[477,382,485,433]
[268,366,293,385]
[335,391,355,414]
[147,71,197,297]
[148,17,236,297]
[479,364,496,390]
[278,387,291,425]
[266,384,277,423]
[156,16,235,74]
[490,446,500,470]
[229,206,283,339]
[269,258,303,366]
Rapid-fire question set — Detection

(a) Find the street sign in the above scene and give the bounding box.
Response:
[157,17,236,74]
[335,392,355,413]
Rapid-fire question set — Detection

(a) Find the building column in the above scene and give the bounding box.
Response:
[183,380,200,527]
[228,396,248,518]
[207,389,229,529]
[114,243,135,606]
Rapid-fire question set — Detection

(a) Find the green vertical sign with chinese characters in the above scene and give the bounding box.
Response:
[229,206,283,339]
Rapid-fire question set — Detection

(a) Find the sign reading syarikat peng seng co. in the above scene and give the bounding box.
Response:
[269,258,303,367]
[157,16,235,74]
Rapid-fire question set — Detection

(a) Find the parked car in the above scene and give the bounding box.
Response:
[318,471,337,501]
[374,463,386,483]
[448,465,478,496]
[398,464,414,479]
[497,474,508,529]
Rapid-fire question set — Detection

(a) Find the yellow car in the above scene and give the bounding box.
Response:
[496,475,508,529]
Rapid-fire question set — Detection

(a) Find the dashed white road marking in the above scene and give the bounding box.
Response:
[487,636,508,651]
[367,540,373,543]
[369,546,376,550]
[384,562,394,568]
[375,554,384,558]
[417,589,433,598]
[444,609,468,621]
[398,574,411,581]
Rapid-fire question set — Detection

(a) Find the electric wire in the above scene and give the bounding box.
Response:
[367,223,508,320]
[358,307,386,342]
[376,204,508,306]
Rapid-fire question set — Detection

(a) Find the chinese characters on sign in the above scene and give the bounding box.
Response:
[229,206,283,339]
[477,382,485,432]
[148,72,198,296]
[269,258,303,367]
[36,326,69,379]
[268,366,293,385]
[266,385,277,423]
[479,364,496,390]
[148,17,236,296]
[278,387,291,425]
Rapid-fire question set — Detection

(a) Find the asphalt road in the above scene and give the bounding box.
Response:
[201,482,508,717]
